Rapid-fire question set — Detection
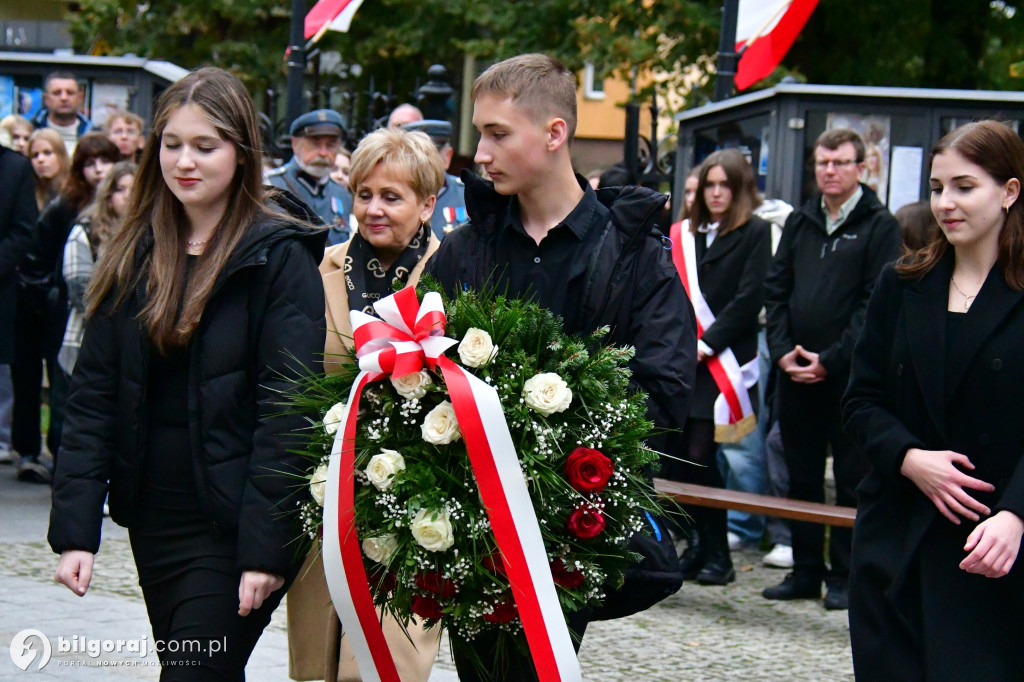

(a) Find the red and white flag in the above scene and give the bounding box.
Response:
[734,0,819,91]
[305,0,366,43]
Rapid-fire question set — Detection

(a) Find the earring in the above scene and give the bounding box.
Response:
[1006,205,1011,215]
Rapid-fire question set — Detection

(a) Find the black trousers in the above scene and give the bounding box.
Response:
[660,418,728,546]
[137,565,290,682]
[776,374,867,580]
[11,289,67,459]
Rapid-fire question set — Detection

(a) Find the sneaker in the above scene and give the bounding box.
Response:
[763,544,794,569]
[727,531,742,551]
[16,455,53,484]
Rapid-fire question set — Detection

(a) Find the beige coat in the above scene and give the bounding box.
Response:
[288,234,442,681]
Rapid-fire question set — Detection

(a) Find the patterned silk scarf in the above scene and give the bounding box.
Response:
[343,223,430,313]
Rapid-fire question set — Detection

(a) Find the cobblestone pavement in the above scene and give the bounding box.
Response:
[0,468,853,680]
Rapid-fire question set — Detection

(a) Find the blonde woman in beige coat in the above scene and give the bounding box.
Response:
[288,126,444,682]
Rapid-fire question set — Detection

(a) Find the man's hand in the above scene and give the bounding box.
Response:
[238,571,285,616]
[55,550,94,596]
[778,345,827,384]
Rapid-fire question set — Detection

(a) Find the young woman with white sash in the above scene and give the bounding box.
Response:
[666,149,771,585]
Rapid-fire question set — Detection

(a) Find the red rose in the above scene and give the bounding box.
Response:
[414,571,457,599]
[550,559,585,589]
[411,595,444,620]
[566,504,606,539]
[368,568,397,594]
[482,598,518,624]
[482,552,506,577]
[564,447,614,494]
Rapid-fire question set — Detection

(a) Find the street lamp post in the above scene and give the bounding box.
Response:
[714,0,740,102]
[285,0,308,128]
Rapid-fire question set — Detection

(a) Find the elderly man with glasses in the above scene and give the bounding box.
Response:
[763,127,901,610]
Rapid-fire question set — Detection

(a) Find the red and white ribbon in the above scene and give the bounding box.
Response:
[670,221,758,442]
[322,287,582,682]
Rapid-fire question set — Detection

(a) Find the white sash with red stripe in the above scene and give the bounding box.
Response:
[670,221,758,443]
[322,287,583,682]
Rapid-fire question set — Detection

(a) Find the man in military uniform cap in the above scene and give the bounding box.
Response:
[403,119,467,239]
[267,109,352,245]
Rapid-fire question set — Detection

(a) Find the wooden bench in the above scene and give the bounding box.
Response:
[654,478,857,528]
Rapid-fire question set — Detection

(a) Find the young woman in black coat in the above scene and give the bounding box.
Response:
[666,148,770,585]
[844,120,1024,680]
[48,67,326,680]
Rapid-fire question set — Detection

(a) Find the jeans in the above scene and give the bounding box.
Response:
[716,328,771,546]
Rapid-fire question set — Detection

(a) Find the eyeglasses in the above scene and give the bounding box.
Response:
[814,159,859,170]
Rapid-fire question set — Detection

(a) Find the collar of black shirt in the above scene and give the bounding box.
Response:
[296,168,329,195]
[503,181,607,242]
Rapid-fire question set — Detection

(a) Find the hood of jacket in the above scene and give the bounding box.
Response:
[461,169,668,246]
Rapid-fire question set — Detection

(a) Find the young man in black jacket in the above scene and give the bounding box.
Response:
[763,128,901,610]
[425,53,696,681]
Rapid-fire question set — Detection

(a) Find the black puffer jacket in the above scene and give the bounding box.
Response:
[425,172,696,454]
[48,213,327,577]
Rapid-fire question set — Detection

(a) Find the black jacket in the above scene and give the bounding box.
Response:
[425,171,696,454]
[48,214,327,577]
[842,256,1024,679]
[689,216,771,418]
[0,147,37,363]
[765,185,900,378]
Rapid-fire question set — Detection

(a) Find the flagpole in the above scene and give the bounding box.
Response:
[286,0,308,129]
[714,0,740,102]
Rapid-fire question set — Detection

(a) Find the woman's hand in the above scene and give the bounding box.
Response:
[238,570,285,617]
[55,550,95,596]
[961,511,1024,578]
[900,447,995,524]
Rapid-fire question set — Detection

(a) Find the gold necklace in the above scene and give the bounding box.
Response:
[950,277,978,311]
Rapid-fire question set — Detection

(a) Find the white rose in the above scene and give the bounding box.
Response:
[457,328,497,368]
[309,463,329,507]
[421,400,461,445]
[410,508,455,552]
[391,370,432,400]
[522,372,573,417]
[365,449,406,491]
[362,534,399,565]
[323,401,347,435]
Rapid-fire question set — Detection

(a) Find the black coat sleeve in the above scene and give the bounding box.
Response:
[700,218,771,354]
[236,238,326,576]
[48,304,120,554]
[625,239,697,455]
[764,212,799,366]
[842,266,924,483]
[819,213,901,376]
[0,153,36,280]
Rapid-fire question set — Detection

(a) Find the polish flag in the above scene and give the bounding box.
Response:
[734,0,819,91]
[305,0,366,43]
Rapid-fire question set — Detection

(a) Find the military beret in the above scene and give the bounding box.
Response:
[290,109,344,137]
[403,119,452,145]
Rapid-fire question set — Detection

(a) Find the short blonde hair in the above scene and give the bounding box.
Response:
[349,127,445,201]
[471,53,578,141]
[106,111,144,133]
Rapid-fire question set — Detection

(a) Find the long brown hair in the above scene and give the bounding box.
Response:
[27,128,70,211]
[77,160,136,257]
[87,67,278,353]
[687,148,760,237]
[895,121,1024,289]
[64,132,120,213]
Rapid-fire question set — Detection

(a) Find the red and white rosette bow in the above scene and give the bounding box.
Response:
[321,286,583,682]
